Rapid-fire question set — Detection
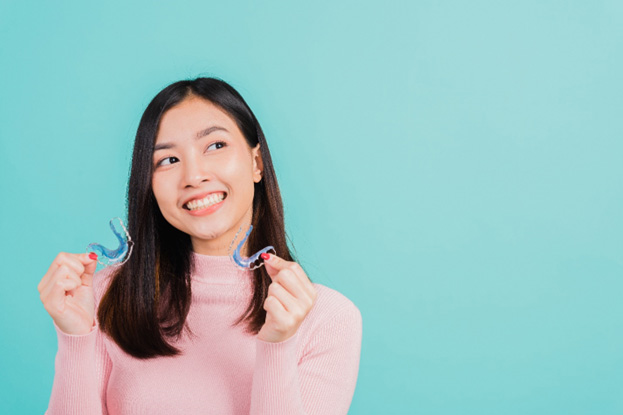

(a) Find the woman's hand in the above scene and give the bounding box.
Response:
[37,252,99,335]
[257,254,318,343]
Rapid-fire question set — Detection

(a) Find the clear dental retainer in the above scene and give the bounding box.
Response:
[86,216,134,268]
[227,224,276,270]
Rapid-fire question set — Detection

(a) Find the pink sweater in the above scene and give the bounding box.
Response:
[45,252,362,414]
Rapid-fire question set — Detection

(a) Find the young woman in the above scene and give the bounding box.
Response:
[38,77,362,414]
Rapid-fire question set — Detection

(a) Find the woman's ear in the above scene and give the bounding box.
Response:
[252,143,264,183]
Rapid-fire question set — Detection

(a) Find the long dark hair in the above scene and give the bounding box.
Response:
[97,76,301,359]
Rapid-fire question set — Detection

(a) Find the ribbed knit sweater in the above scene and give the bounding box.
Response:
[45,252,362,414]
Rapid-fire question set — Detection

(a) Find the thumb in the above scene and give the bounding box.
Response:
[263,253,285,276]
[78,252,98,287]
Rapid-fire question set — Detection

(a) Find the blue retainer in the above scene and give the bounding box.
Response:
[86,217,134,267]
[229,224,276,270]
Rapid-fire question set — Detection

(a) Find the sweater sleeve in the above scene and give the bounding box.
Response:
[44,319,112,415]
[250,302,363,415]
[45,271,114,415]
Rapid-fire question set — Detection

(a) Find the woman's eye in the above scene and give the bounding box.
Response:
[207,141,227,151]
[156,156,178,167]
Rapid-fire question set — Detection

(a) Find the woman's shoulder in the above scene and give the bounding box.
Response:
[308,283,362,325]
[297,283,362,349]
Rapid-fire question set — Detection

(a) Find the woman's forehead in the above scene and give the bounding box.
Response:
[161,97,234,129]
[156,97,243,144]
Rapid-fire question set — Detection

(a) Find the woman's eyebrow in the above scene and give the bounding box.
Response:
[154,125,228,152]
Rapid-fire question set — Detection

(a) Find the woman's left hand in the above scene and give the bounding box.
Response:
[257,253,318,343]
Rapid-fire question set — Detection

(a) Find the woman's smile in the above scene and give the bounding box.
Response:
[185,192,227,216]
[183,191,227,210]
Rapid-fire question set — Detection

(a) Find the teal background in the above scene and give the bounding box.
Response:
[1,0,622,413]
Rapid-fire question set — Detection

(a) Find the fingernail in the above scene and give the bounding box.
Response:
[89,252,98,260]
[260,253,270,261]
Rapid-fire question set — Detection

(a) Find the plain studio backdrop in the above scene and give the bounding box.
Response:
[1,1,622,414]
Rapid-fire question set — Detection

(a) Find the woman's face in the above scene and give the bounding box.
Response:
[151,95,263,256]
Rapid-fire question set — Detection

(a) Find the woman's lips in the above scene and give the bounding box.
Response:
[185,195,226,216]
[182,191,227,208]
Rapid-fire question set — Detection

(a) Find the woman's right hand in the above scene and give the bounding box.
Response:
[38,252,99,335]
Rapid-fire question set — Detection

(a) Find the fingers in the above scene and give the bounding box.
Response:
[264,255,316,304]
[38,252,85,293]
[263,295,290,328]
[39,263,82,304]
[267,280,299,313]
[270,268,313,308]
[259,255,320,343]
[263,253,288,272]
[286,261,316,301]
[78,253,97,287]
[38,252,97,296]
[42,273,82,318]
[37,251,99,335]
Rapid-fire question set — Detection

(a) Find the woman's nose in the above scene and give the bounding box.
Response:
[182,155,212,187]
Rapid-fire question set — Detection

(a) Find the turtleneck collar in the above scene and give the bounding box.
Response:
[191,251,254,285]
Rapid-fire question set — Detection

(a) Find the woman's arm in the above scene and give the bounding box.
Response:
[44,268,114,415]
[250,302,363,415]
[45,320,112,415]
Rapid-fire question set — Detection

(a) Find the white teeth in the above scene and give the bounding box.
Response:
[186,193,225,210]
